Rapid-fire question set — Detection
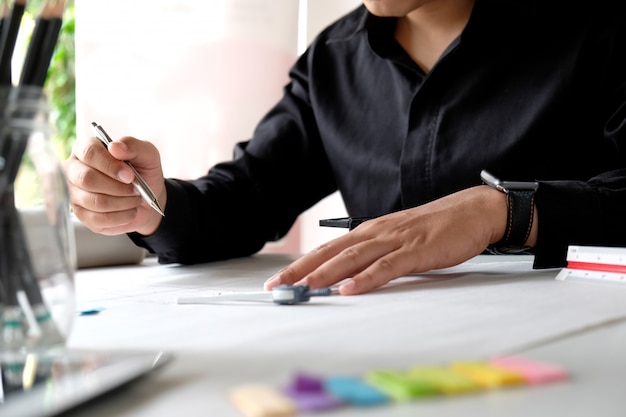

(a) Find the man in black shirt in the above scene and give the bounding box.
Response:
[65,0,626,295]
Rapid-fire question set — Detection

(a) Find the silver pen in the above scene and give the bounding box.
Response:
[90,122,165,217]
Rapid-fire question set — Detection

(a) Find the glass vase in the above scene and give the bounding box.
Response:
[0,86,75,394]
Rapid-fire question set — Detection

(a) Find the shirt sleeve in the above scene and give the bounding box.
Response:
[533,13,626,268]
[534,171,626,268]
[129,50,337,265]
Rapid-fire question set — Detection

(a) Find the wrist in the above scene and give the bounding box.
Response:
[480,170,538,253]
[136,184,167,236]
[479,185,509,245]
[136,213,163,236]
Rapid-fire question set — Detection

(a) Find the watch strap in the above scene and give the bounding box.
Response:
[490,189,535,252]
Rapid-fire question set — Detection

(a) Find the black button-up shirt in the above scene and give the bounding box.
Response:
[132,1,626,269]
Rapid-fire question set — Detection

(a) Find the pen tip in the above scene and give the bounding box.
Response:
[152,201,165,217]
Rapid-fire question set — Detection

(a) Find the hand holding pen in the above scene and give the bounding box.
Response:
[90,122,165,217]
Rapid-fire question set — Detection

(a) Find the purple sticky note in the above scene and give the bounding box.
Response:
[289,372,325,392]
[283,372,342,412]
[283,387,342,412]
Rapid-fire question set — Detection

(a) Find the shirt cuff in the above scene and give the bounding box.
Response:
[533,180,602,269]
[128,179,197,263]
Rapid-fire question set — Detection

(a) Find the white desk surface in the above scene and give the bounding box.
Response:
[59,254,626,417]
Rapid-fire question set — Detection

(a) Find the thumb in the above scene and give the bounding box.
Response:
[108,136,160,169]
[108,136,163,184]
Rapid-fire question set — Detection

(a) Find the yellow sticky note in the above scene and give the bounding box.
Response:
[449,361,525,388]
[229,384,297,417]
[409,366,482,395]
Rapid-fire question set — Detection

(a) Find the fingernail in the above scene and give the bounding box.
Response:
[294,278,309,287]
[115,141,128,152]
[117,169,134,183]
[264,274,280,290]
[339,280,356,295]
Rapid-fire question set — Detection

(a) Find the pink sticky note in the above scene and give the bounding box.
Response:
[489,356,568,384]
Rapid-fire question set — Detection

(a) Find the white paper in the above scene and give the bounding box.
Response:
[69,254,626,372]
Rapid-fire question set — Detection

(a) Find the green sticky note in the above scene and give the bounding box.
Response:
[409,366,482,395]
[365,370,440,401]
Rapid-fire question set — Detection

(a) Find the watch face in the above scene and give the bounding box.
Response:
[480,170,538,192]
[499,180,539,191]
[480,170,500,187]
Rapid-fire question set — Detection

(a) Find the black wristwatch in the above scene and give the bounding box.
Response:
[480,170,539,253]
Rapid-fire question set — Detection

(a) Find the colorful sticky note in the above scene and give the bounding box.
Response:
[228,356,568,416]
[365,370,440,401]
[450,361,525,388]
[324,376,389,406]
[287,372,325,392]
[489,356,569,384]
[408,366,482,395]
[229,384,297,417]
[283,372,342,412]
[283,388,342,412]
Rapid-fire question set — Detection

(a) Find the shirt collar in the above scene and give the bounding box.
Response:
[324,1,539,60]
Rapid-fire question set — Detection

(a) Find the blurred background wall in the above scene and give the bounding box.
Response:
[75,0,360,254]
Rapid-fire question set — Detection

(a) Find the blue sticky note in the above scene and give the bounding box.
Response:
[324,376,389,406]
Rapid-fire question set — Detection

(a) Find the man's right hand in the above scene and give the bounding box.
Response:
[63,135,166,236]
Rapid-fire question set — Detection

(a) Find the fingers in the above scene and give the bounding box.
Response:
[70,136,136,185]
[64,134,165,235]
[68,184,141,214]
[264,237,347,291]
[264,228,405,295]
[66,168,143,234]
[65,156,137,199]
[109,136,162,177]
[342,251,409,295]
[70,202,140,235]
[264,187,501,296]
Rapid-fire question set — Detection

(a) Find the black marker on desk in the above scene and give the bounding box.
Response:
[90,122,165,217]
[319,217,372,231]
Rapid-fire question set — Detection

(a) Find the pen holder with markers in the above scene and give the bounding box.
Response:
[0,86,75,390]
